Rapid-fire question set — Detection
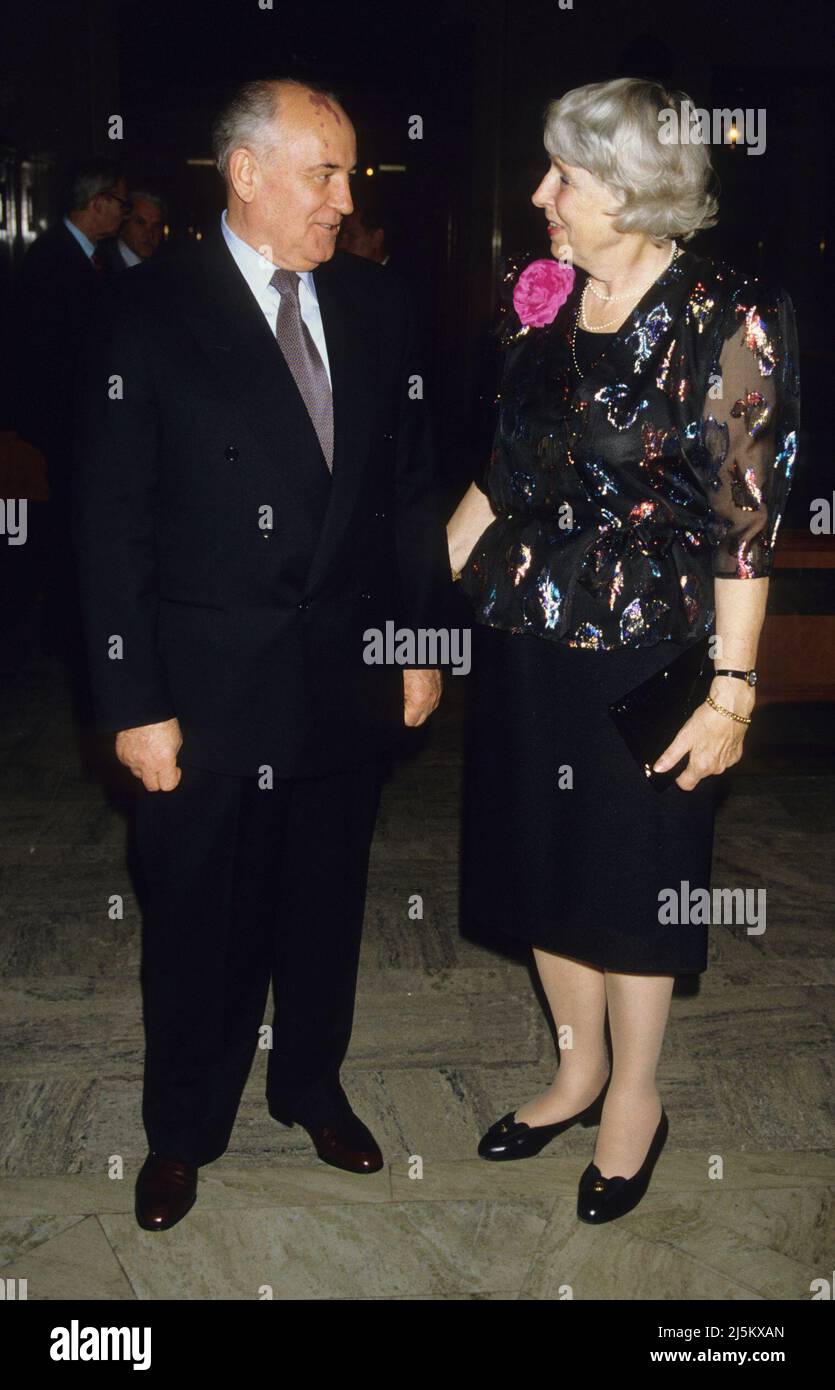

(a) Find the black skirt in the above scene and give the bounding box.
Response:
[460,623,718,975]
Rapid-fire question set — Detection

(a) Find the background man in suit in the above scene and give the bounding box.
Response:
[73,78,450,1231]
[339,192,391,265]
[98,189,167,270]
[20,159,127,493]
[19,159,127,662]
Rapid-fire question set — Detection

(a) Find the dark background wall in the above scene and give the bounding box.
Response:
[1,0,832,512]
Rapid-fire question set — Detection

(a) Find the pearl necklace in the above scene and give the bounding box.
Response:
[584,241,678,305]
[571,244,680,379]
[578,292,627,331]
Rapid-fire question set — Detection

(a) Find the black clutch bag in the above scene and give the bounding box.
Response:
[608,637,713,792]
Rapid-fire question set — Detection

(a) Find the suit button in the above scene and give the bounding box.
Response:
[297,599,309,611]
[225,445,239,462]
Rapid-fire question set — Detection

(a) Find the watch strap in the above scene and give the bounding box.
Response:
[714,668,757,686]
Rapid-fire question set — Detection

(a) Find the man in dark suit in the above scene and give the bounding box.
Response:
[19,160,127,662]
[339,198,391,265]
[20,159,127,498]
[98,189,167,271]
[73,78,450,1230]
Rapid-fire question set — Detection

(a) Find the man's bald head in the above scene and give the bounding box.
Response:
[213,78,347,182]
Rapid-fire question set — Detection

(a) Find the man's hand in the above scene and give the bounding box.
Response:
[403,669,442,727]
[115,717,183,791]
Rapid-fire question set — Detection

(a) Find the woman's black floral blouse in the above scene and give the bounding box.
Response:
[460,247,800,649]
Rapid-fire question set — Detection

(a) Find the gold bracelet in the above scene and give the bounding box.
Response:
[705,694,752,725]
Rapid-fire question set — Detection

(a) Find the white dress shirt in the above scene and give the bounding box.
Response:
[220,209,332,388]
[63,216,97,261]
[117,238,142,267]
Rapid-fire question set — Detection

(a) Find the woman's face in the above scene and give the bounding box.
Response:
[532,156,622,270]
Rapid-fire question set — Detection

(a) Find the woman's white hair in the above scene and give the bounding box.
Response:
[543,77,719,243]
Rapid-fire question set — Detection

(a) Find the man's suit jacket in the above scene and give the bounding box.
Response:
[72,228,452,778]
[96,236,130,273]
[18,222,106,479]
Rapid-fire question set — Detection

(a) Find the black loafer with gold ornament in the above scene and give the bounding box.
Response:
[577,1108,669,1223]
[478,1079,610,1161]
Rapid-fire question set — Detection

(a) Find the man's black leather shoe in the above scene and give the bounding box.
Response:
[135,1152,198,1230]
[273,1079,384,1173]
[577,1107,669,1223]
[297,1110,384,1174]
[478,1079,609,1161]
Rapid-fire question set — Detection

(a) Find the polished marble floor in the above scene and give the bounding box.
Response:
[0,653,833,1300]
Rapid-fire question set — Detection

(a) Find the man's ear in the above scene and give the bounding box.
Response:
[227,147,258,205]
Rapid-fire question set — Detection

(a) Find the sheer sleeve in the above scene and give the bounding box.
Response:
[703,288,800,578]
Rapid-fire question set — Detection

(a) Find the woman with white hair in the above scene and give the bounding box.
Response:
[448,78,799,1223]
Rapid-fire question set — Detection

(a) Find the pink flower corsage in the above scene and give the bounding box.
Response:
[513,258,576,327]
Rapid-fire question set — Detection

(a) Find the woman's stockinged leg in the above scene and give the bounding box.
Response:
[515,949,610,1126]
[593,971,673,1178]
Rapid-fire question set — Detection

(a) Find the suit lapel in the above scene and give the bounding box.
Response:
[305,256,378,592]
[180,234,378,586]
[181,230,332,516]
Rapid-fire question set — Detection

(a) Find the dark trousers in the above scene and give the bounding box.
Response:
[133,757,384,1166]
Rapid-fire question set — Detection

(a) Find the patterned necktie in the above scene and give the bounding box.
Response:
[270,267,334,471]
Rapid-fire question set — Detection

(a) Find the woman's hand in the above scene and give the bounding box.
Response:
[653,677,755,790]
[447,482,496,578]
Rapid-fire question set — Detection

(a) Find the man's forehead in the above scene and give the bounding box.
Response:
[304,89,344,123]
[272,92,355,157]
[284,126,357,169]
[278,84,346,122]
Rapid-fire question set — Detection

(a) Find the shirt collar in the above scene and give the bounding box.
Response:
[220,209,317,299]
[63,216,97,260]
[117,238,142,267]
